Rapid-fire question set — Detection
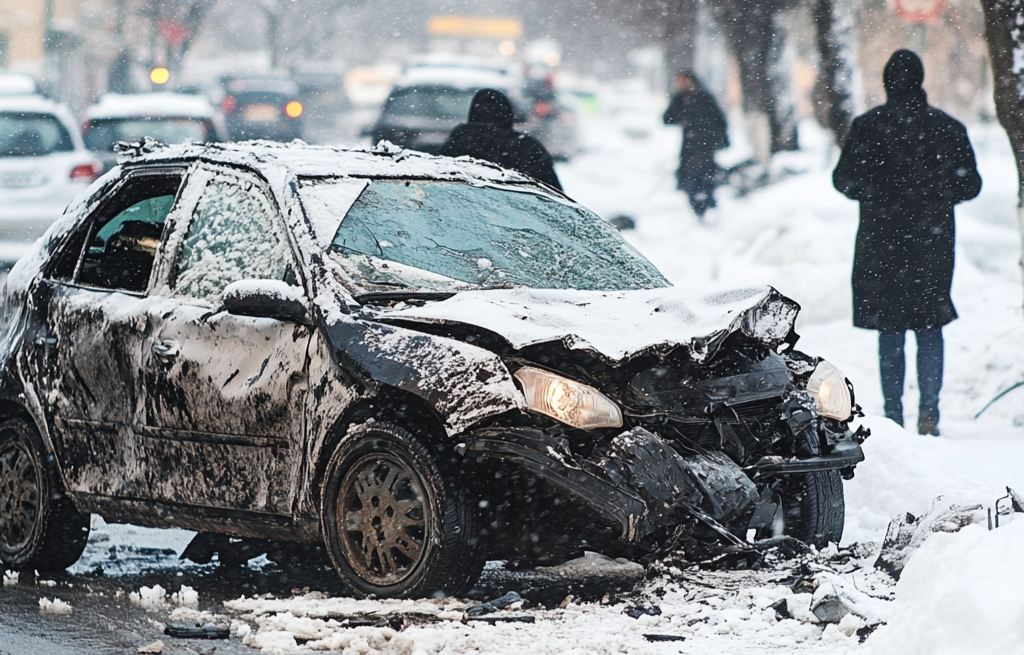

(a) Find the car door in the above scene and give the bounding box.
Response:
[141,166,312,515]
[28,168,186,499]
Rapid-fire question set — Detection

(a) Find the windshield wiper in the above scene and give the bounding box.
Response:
[354,290,457,305]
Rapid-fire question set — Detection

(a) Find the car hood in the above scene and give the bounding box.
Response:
[371,286,800,363]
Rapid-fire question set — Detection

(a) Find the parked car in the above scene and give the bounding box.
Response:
[368,67,527,154]
[0,140,866,599]
[83,92,226,173]
[0,95,100,268]
[220,76,303,141]
[521,75,579,161]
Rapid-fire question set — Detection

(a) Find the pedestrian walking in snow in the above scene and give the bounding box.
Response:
[662,73,729,220]
[832,49,981,436]
[439,88,563,191]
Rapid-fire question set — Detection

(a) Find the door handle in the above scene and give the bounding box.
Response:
[151,340,180,360]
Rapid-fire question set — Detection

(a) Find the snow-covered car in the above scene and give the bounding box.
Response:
[368,67,527,154]
[0,95,101,268]
[0,140,866,598]
[82,93,227,173]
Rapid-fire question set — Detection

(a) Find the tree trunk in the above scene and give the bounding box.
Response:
[812,0,858,143]
[979,0,1024,306]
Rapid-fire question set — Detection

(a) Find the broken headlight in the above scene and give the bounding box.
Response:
[806,361,853,421]
[514,366,623,430]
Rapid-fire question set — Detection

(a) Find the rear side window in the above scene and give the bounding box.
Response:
[0,112,74,157]
[83,118,212,152]
[173,177,290,304]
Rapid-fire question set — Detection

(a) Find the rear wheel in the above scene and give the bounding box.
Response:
[0,417,90,571]
[320,421,482,598]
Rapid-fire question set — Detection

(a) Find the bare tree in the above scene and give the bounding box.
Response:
[979,0,1024,305]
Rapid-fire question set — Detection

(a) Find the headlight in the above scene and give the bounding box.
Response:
[807,361,852,420]
[514,366,623,430]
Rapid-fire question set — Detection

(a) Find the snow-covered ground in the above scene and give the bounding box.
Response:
[24,105,1024,654]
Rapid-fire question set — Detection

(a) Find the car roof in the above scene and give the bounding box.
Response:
[119,140,547,187]
[0,73,39,95]
[86,92,217,120]
[394,66,512,91]
[224,77,299,95]
[0,94,72,115]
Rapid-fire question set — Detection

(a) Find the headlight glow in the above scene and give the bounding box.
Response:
[807,361,853,420]
[514,366,623,430]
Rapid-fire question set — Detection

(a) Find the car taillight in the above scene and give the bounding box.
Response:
[221,96,236,116]
[533,100,553,118]
[70,162,101,181]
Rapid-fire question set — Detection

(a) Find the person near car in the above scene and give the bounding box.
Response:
[438,88,563,191]
[662,72,729,220]
[832,49,981,436]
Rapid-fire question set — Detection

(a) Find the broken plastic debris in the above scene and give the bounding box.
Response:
[163,621,230,639]
[874,497,981,580]
[644,634,685,642]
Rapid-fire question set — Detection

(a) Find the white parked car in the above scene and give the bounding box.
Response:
[0,95,100,268]
[83,92,226,173]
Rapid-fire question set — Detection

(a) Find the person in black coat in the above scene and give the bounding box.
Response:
[439,88,562,191]
[833,49,981,436]
[663,73,729,220]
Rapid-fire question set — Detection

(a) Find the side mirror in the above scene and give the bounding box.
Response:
[222,279,310,323]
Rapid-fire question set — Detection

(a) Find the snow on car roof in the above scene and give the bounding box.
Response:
[87,93,216,120]
[0,94,72,115]
[394,66,512,91]
[0,73,38,95]
[120,139,542,186]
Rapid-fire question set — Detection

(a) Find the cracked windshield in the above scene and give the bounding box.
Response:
[317,179,669,291]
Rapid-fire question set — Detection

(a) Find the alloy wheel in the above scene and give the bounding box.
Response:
[0,439,41,553]
[336,453,430,586]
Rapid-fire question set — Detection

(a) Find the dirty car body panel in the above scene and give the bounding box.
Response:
[0,140,866,595]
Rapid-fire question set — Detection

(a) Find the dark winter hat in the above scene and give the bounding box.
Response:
[468,88,515,129]
[883,49,925,95]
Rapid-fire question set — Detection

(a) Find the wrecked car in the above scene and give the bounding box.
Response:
[0,140,866,598]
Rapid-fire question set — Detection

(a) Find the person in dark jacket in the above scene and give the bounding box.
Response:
[439,88,562,191]
[833,49,981,436]
[663,73,729,220]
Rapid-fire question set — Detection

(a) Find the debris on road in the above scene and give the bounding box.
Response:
[163,621,230,639]
[874,497,982,580]
[137,640,163,653]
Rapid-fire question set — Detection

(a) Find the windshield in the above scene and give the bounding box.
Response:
[84,118,211,152]
[310,179,669,293]
[381,87,478,120]
[0,112,74,157]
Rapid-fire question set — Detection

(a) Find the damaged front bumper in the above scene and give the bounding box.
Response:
[458,422,866,548]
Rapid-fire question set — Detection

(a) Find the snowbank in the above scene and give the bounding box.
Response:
[864,519,1024,655]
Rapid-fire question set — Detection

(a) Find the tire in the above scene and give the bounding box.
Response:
[0,417,90,571]
[776,427,845,549]
[320,420,482,598]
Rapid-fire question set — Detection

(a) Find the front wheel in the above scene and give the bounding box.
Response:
[0,417,91,570]
[776,469,845,548]
[320,421,482,598]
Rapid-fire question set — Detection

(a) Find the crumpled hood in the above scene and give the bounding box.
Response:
[372,286,800,363]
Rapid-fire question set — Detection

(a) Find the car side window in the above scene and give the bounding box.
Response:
[55,175,181,292]
[173,177,290,304]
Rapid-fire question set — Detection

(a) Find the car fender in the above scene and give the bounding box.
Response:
[323,317,525,436]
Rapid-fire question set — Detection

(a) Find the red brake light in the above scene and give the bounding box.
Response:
[70,162,101,181]
[221,96,236,117]
[533,100,553,118]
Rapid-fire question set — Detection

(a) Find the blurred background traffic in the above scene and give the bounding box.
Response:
[0,0,994,268]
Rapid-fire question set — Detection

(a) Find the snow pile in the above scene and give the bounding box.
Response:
[864,519,1024,655]
[171,585,199,608]
[38,597,72,615]
[3,570,17,586]
[129,585,168,610]
[243,615,412,654]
